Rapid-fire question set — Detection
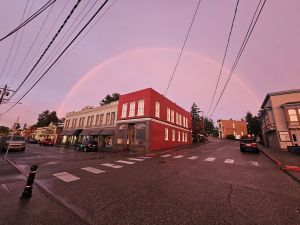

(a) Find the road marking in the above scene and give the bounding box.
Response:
[161,154,171,158]
[146,154,156,157]
[224,159,234,164]
[127,158,144,161]
[53,172,80,182]
[45,161,59,165]
[101,163,123,169]
[249,161,259,167]
[174,155,184,159]
[116,160,135,165]
[204,157,216,162]
[188,156,199,160]
[81,167,106,174]
[138,156,152,159]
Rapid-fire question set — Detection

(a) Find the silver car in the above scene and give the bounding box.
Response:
[0,136,26,152]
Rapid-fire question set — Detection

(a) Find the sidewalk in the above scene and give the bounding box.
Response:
[259,145,300,183]
[0,159,87,225]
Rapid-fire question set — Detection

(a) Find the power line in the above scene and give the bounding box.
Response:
[206,0,240,116]
[1,0,110,116]
[9,0,82,100]
[8,0,56,87]
[0,0,30,82]
[164,0,203,96]
[210,0,267,117]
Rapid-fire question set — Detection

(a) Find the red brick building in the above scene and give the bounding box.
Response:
[115,88,192,152]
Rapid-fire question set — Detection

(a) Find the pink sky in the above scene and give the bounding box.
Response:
[0,0,299,127]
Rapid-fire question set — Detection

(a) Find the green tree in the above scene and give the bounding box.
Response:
[190,103,203,143]
[0,126,9,135]
[36,110,60,127]
[245,111,261,137]
[100,93,120,106]
[204,117,216,136]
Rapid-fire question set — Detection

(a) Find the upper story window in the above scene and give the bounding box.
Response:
[176,112,179,125]
[87,116,90,127]
[137,100,144,116]
[106,113,111,125]
[155,102,160,118]
[171,110,174,123]
[178,130,181,142]
[79,118,82,127]
[95,115,99,126]
[165,128,168,141]
[100,114,104,125]
[179,114,182,126]
[288,109,298,121]
[82,117,85,127]
[121,103,128,118]
[183,116,186,127]
[110,112,116,125]
[172,130,175,141]
[232,123,235,128]
[129,102,135,117]
[185,118,188,128]
[90,116,94,126]
[167,108,171,122]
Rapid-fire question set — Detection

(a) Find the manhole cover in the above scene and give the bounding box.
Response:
[1,181,25,192]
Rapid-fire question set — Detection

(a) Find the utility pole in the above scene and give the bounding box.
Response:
[0,84,15,105]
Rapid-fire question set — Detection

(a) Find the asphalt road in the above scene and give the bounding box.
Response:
[5,139,300,225]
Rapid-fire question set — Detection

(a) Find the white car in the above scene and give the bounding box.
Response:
[0,136,26,152]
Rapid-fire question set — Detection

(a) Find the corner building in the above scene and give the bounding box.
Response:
[115,88,192,152]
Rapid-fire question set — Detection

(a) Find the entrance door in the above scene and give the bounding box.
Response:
[126,124,135,151]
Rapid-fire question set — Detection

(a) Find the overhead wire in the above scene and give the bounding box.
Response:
[9,0,82,100]
[206,0,240,116]
[209,0,267,117]
[164,0,203,96]
[0,0,56,42]
[8,1,56,87]
[0,0,30,82]
[1,0,110,115]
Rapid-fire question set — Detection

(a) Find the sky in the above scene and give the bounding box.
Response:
[0,0,299,128]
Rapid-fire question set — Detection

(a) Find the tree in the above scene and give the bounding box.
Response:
[36,110,60,127]
[190,103,203,143]
[0,126,9,135]
[245,111,261,137]
[100,93,120,106]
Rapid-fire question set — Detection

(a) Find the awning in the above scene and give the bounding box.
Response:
[62,129,82,136]
[101,128,115,136]
[80,129,103,136]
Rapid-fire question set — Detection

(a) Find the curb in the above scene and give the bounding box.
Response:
[260,149,282,165]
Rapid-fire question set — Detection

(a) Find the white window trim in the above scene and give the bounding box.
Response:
[129,102,135,117]
[121,103,128,118]
[137,100,144,116]
[178,131,181,142]
[172,130,175,141]
[171,110,174,123]
[165,128,169,141]
[155,102,160,118]
[167,108,171,122]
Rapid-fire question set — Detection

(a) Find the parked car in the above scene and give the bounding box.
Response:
[27,138,38,144]
[39,138,54,146]
[76,140,98,152]
[0,136,26,153]
[240,138,259,153]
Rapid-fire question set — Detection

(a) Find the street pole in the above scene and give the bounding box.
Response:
[0,84,8,105]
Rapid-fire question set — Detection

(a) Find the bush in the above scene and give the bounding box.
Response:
[225,134,236,140]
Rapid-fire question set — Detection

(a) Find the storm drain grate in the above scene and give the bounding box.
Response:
[1,181,25,192]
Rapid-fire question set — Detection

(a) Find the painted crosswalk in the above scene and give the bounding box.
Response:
[204,157,216,162]
[127,158,145,161]
[101,163,123,169]
[161,154,171,158]
[138,156,152,159]
[224,159,234,164]
[53,172,80,182]
[188,156,199,160]
[81,167,106,174]
[116,160,135,165]
[249,161,259,167]
[174,155,184,159]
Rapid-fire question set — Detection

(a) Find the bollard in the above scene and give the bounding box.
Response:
[21,165,38,199]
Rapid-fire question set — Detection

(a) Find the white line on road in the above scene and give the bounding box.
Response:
[174,155,184,159]
[81,167,106,174]
[161,154,171,158]
[249,161,259,167]
[53,172,80,182]
[101,163,123,169]
[188,156,199,160]
[138,156,152,159]
[204,157,216,162]
[127,158,145,161]
[116,160,135,165]
[224,159,234,164]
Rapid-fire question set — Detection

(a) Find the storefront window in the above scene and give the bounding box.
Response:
[135,123,146,145]
[278,131,291,142]
[117,124,127,144]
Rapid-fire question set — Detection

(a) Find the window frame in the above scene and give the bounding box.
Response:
[165,128,169,141]
[129,102,136,117]
[137,100,145,116]
[121,103,128,118]
[155,101,160,118]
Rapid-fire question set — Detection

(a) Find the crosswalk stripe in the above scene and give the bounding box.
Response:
[188,156,199,160]
[174,155,184,159]
[146,154,156,157]
[224,159,234,164]
[204,157,216,162]
[116,160,135,165]
[81,167,106,174]
[138,156,152,159]
[161,154,171,158]
[249,161,259,167]
[127,158,144,161]
[53,172,80,182]
[101,163,123,169]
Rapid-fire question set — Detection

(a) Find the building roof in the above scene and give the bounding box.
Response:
[281,101,300,107]
[261,89,300,109]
